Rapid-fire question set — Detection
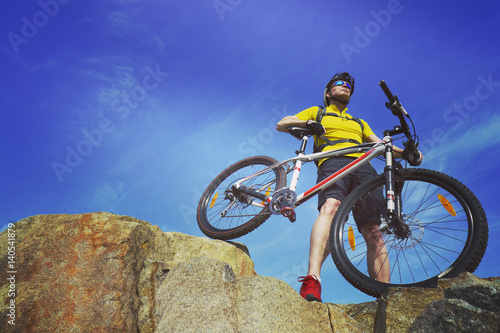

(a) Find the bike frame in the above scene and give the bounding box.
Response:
[233,134,396,216]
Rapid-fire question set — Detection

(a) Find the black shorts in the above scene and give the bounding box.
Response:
[317,157,384,230]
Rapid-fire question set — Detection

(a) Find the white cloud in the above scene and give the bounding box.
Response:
[106,11,136,37]
[83,181,128,212]
[423,113,500,174]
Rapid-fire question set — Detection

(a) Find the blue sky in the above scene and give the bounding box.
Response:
[2,0,499,304]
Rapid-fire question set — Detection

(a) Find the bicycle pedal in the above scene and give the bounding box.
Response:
[280,207,296,223]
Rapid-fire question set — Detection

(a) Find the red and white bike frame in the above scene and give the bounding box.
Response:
[233,136,393,213]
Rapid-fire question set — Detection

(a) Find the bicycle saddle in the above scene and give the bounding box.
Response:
[288,126,313,140]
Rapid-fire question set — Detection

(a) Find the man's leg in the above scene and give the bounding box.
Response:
[308,198,341,279]
[360,223,390,283]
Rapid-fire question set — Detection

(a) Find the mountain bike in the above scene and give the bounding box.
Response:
[196,81,489,297]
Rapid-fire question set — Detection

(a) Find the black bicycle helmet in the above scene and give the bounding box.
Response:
[323,72,355,106]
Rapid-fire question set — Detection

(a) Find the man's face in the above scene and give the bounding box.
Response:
[326,80,351,104]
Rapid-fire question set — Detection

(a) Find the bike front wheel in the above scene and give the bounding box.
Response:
[197,156,286,240]
[330,168,488,298]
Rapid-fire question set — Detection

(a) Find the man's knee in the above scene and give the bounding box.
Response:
[360,222,382,240]
[320,198,341,217]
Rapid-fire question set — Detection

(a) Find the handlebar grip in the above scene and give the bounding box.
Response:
[379,80,396,104]
[407,150,423,166]
[402,139,422,166]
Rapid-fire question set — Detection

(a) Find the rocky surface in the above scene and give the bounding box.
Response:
[0,213,498,332]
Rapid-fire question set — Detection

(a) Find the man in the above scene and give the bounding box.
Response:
[276,72,404,302]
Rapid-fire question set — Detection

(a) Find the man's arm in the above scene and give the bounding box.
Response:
[366,134,404,159]
[276,116,308,133]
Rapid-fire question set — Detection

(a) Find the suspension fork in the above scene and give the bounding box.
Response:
[383,137,409,237]
[383,137,398,220]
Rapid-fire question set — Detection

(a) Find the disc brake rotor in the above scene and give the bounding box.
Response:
[386,215,424,250]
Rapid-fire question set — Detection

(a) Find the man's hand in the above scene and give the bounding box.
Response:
[403,149,423,166]
[306,120,325,137]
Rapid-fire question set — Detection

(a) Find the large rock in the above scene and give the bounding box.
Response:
[439,272,500,313]
[0,213,255,333]
[376,272,500,333]
[336,301,379,332]
[0,213,151,332]
[153,256,349,332]
[375,286,445,332]
[407,273,500,332]
[408,299,499,332]
[0,213,498,332]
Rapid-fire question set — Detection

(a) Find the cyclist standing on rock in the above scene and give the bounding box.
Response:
[276,72,411,302]
[197,73,483,300]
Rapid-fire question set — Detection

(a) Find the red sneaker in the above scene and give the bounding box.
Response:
[297,275,322,302]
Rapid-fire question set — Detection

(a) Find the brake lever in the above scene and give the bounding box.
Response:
[393,95,409,117]
[385,95,409,118]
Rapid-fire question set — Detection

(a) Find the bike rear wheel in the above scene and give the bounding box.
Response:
[330,168,488,298]
[197,156,286,240]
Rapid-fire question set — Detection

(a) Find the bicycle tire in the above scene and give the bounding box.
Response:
[330,168,488,298]
[197,156,286,240]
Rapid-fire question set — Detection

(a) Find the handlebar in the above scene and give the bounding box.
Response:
[379,80,422,166]
[379,80,396,105]
[379,80,410,137]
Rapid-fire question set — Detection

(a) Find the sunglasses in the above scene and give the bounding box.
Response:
[333,80,351,90]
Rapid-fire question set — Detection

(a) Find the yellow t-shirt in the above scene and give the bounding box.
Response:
[295,105,375,164]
